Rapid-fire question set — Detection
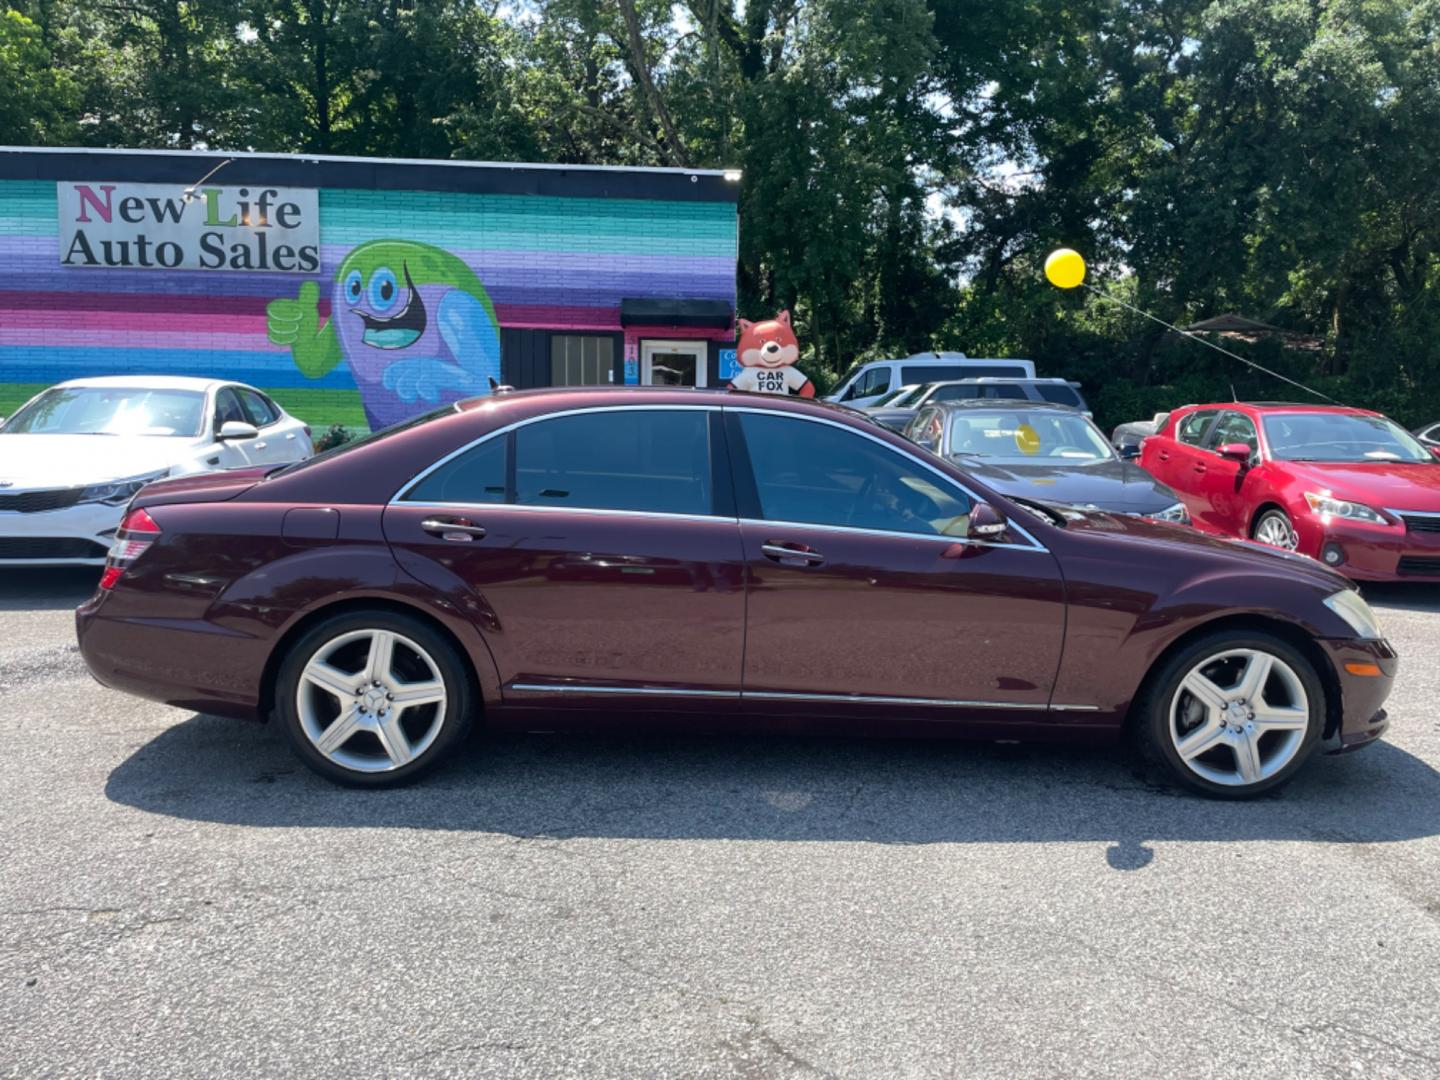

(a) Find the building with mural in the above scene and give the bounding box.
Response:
[0,147,740,432]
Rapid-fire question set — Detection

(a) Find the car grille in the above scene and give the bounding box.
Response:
[1396,556,1440,576]
[0,537,108,560]
[1398,513,1440,534]
[0,488,85,513]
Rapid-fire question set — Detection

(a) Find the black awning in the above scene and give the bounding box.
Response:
[620,298,733,329]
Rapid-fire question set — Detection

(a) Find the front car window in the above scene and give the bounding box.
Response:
[515,410,711,514]
[909,407,944,453]
[1176,409,1219,446]
[945,409,1115,462]
[1263,412,1431,463]
[1207,411,1260,461]
[736,412,972,538]
[1,387,206,437]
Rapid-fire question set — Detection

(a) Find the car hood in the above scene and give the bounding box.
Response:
[0,433,198,488]
[1047,506,1352,591]
[955,456,1178,512]
[1280,461,1440,510]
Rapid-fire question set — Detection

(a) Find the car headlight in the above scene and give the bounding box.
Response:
[1304,491,1386,524]
[1324,589,1383,640]
[1149,501,1190,525]
[79,469,170,506]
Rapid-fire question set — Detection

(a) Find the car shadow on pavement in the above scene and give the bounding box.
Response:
[104,713,1440,867]
[1361,581,1440,614]
[0,568,100,610]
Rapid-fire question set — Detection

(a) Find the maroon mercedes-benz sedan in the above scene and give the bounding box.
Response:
[76,388,1396,797]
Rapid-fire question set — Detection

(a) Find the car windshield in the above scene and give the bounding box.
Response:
[1,387,205,437]
[871,385,920,407]
[1262,413,1432,463]
[884,384,932,408]
[268,403,454,477]
[946,409,1115,462]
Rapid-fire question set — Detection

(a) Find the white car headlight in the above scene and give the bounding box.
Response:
[1323,589,1383,640]
[1149,501,1190,524]
[79,469,171,506]
[1304,491,1386,524]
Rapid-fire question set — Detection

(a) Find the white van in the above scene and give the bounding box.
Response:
[826,352,1038,409]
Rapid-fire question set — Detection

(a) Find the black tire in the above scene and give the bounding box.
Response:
[1252,508,1298,551]
[274,609,474,787]
[1134,629,1325,799]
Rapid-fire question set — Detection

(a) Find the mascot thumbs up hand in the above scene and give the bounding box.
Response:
[728,310,814,397]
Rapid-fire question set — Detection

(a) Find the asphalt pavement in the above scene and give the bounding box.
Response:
[2,569,1438,1079]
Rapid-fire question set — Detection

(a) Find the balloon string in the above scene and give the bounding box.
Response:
[1080,283,1339,405]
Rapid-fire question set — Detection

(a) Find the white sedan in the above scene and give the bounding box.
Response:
[0,376,313,566]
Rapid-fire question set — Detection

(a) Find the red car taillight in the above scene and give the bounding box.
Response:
[99,508,161,591]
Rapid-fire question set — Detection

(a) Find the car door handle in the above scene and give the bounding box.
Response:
[285,433,296,440]
[253,441,267,449]
[762,541,824,566]
[421,517,487,541]
[1192,463,1207,473]
[1157,451,1170,462]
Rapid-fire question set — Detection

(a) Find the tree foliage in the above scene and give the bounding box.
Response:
[5,0,1440,426]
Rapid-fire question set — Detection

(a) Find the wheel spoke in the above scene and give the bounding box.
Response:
[1177,716,1227,761]
[1233,730,1264,783]
[364,631,396,684]
[1251,704,1307,733]
[1181,671,1228,712]
[1234,652,1274,705]
[374,712,414,766]
[391,679,445,708]
[315,707,362,755]
[303,661,357,704]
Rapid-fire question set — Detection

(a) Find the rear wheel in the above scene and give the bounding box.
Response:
[1253,508,1298,551]
[275,610,473,787]
[1136,630,1324,798]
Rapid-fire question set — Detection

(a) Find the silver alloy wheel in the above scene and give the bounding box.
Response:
[1254,512,1298,551]
[1168,647,1310,787]
[296,628,447,773]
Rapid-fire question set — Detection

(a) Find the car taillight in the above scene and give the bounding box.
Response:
[99,508,161,591]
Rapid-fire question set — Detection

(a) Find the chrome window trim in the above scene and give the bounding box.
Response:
[399,500,733,525]
[738,517,1044,553]
[726,406,1049,552]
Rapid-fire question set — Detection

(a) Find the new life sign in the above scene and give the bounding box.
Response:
[58,182,320,273]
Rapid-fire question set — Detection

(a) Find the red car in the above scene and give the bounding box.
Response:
[77,388,1395,798]
[1141,402,1440,581]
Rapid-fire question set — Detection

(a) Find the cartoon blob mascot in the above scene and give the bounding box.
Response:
[728,310,814,396]
[267,240,502,430]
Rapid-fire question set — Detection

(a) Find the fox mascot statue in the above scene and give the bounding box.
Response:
[727,310,814,397]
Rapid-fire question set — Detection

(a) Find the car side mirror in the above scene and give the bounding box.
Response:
[1117,443,1140,460]
[218,420,260,441]
[971,501,1008,539]
[1218,442,1252,462]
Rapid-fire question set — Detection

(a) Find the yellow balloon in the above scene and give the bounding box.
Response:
[1015,423,1042,455]
[1044,248,1086,289]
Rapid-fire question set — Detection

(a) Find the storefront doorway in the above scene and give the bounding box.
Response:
[641,340,708,387]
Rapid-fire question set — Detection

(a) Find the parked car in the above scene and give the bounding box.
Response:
[1112,412,1171,460]
[863,377,1089,431]
[905,401,1188,522]
[1140,401,1440,579]
[1414,421,1440,452]
[78,387,1393,798]
[0,376,312,566]
[827,352,1037,409]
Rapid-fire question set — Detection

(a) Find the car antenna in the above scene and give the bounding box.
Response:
[1230,383,1238,402]
[487,376,515,394]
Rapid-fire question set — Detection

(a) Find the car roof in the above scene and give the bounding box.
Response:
[1180,401,1378,417]
[455,384,866,421]
[923,399,1084,414]
[52,375,233,393]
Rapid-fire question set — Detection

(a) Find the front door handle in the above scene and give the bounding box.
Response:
[421,517,488,542]
[254,441,267,450]
[762,541,824,567]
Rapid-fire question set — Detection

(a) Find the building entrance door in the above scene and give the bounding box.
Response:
[641,340,708,387]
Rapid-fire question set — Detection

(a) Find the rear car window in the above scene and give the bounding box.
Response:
[1035,384,1083,407]
[404,437,508,505]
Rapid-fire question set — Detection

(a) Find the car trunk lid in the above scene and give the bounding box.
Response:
[130,466,271,508]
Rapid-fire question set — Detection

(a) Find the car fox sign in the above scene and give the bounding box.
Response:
[57,182,320,273]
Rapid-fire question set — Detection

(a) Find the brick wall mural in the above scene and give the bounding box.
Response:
[0,174,738,432]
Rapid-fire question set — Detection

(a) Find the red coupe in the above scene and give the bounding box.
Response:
[1141,402,1440,580]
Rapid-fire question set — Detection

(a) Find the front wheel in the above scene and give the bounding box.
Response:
[1136,630,1324,798]
[1253,508,1298,551]
[275,610,474,787]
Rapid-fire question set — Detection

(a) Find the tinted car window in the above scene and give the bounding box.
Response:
[237,388,279,427]
[214,388,246,431]
[900,364,1026,384]
[1207,412,1259,459]
[1176,410,1218,445]
[910,407,944,453]
[515,410,711,515]
[1035,384,1083,407]
[737,413,972,538]
[405,437,508,505]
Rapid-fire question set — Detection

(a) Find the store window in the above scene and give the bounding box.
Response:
[550,336,615,386]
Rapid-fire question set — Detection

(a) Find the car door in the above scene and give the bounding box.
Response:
[210,386,263,468]
[1146,409,1219,518]
[383,406,747,705]
[234,387,302,465]
[725,408,1067,714]
[1195,410,1262,536]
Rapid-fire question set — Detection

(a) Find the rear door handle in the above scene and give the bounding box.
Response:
[762,541,824,567]
[254,441,267,450]
[421,517,488,542]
